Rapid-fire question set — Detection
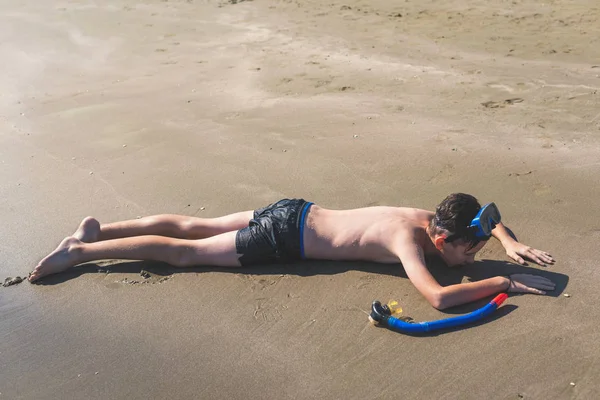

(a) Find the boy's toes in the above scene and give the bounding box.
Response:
[29,267,41,282]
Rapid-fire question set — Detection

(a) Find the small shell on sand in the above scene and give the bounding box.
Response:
[570,382,576,386]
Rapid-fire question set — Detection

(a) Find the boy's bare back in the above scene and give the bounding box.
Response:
[303,205,433,263]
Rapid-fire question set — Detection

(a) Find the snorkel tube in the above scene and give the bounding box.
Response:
[369,293,508,334]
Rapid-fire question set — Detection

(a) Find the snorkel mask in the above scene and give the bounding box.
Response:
[444,202,502,243]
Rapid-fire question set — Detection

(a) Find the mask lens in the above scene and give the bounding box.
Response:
[444,203,502,242]
[480,203,501,235]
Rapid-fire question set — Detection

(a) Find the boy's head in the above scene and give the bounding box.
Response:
[429,193,489,266]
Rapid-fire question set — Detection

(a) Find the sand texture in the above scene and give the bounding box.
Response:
[1,0,599,399]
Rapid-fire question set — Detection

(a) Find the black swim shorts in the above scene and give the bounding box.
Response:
[235,198,313,266]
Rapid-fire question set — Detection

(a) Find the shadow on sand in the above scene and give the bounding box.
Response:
[30,255,568,314]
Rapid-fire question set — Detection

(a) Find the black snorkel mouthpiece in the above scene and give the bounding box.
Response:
[369,301,392,325]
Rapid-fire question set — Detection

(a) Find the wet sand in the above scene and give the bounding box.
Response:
[1,0,600,399]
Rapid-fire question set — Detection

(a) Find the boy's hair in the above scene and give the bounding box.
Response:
[429,193,481,247]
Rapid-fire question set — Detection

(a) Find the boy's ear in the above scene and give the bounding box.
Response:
[434,236,446,251]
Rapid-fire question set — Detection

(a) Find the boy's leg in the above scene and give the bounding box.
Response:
[29,230,241,282]
[74,211,254,242]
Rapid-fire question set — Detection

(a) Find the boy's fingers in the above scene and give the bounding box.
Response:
[535,282,555,290]
[530,275,553,284]
[523,250,555,266]
[536,251,553,262]
[529,255,543,266]
[536,277,555,285]
[530,280,555,291]
[509,252,525,264]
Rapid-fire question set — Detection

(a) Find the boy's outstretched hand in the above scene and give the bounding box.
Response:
[504,241,555,267]
[508,274,556,295]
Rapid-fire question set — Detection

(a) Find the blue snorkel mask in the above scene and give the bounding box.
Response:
[444,202,502,243]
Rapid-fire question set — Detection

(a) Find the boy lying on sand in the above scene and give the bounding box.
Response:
[29,193,555,309]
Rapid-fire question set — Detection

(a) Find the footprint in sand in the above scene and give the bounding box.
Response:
[481,98,524,108]
[3,276,24,287]
[508,170,533,177]
[239,274,285,291]
[533,183,552,196]
[104,273,171,288]
[314,79,333,88]
[427,164,456,184]
[589,229,600,237]
[356,274,380,290]
[253,299,286,322]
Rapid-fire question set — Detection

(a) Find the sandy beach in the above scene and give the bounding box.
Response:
[1,0,600,398]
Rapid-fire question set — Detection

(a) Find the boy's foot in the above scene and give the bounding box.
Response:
[29,237,82,282]
[73,217,100,243]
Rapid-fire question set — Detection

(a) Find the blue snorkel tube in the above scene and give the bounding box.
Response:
[369,293,508,333]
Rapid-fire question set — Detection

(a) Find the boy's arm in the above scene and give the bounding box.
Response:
[492,222,555,266]
[394,239,511,310]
